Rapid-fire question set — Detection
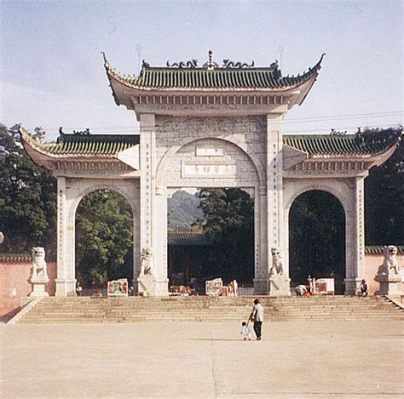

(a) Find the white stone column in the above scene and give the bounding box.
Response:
[253,185,268,293]
[132,196,141,289]
[154,188,169,295]
[344,177,365,294]
[266,113,284,257]
[139,113,155,253]
[55,177,76,296]
[138,113,168,295]
[261,113,289,295]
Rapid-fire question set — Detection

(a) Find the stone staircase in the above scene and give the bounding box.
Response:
[14,295,404,323]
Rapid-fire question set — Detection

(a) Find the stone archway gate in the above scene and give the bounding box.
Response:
[21,52,401,296]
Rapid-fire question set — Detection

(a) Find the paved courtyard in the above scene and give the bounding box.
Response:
[1,320,403,399]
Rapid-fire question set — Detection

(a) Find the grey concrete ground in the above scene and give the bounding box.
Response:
[1,320,403,399]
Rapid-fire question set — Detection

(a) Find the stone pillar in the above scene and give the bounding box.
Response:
[132,196,141,293]
[259,112,289,295]
[254,186,268,293]
[344,177,365,295]
[153,188,169,295]
[139,114,155,252]
[55,176,76,296]
[138,114,168,295]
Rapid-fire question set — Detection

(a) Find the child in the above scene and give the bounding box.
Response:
[360,279,368,297]
[240,321,252,340]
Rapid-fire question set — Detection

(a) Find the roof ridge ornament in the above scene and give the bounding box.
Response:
[166,59,198,68]
[269,59,282,78]
[58,127,91,141]
[101,51,108,66]
[312,53,326,71]
[202,50,219,70]
[222,59,255,69]
[73,128,91,136]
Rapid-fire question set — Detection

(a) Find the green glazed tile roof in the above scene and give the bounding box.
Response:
[365,246,403,255]
[283,132,400,157]
[0,253,32,262]
[22,129,399,159]
[168,232,212,247]
[105,54,324,90]
[23,130,139,157]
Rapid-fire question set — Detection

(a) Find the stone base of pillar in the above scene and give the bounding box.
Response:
[344,278,361,295]
[253,278,269,295]
[268,275,291,297]
[133,276,168,296]
[29,277,49,297]
[55,278,77,297]
[374,274,403,295]
[137,275,157,296]
[156,278,169,296]
[253,277,291,296]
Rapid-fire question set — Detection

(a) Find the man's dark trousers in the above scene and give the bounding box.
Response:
[253,321,262,339]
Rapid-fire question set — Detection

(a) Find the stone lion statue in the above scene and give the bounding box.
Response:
[31,247,48,279]
[382,245,400,276]
[270,247,284,276]
[140,247,154,276]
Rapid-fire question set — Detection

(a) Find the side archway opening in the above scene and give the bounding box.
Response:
[75,189,133,295]
[289,190,346,294]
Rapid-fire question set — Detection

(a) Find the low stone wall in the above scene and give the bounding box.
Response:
[0,255,56,319]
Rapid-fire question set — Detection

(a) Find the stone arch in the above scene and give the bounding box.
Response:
[70,182,137,292]
[286,186,346,293]
[285,183,347,217]
[55,178,140,296]
[153,136,265,293]
[69,182,137,222]
[156,136,265,189]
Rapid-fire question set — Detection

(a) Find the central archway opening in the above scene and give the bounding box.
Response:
[75,189,133,295]
[289,190,345,294]
[167,187,254,295]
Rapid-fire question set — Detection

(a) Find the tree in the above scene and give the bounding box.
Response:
[196,188,254,283]
[75,190,133,287]
[364,127,403,245]
[0,123,57,256]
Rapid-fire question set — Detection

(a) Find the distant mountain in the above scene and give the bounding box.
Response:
[168,190,203,231]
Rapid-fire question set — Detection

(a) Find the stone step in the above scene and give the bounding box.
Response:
[16,296,404,323]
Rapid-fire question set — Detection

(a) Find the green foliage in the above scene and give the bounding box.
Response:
[196,188,254,283]
[364,127,403,245]
[0,123,57,255]
[75,190,133,287]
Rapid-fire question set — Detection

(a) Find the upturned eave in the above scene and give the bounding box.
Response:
[283,132,401,172]
[104,53,324,111]
[20,128,139,171]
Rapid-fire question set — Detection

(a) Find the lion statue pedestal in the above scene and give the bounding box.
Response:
[137,275,157,296]
[374,245,403,296]
[268,275,291,297]
[267,248,291,297]
[137,248,157,296]
[29,247,49,297]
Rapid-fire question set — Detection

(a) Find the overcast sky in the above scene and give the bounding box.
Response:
[1,0,403,141]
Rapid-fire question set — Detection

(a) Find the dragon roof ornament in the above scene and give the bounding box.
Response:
[166,59,198,68]
[166,50,256,70]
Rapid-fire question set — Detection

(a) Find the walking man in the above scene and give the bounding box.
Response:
[249,298,264,340]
